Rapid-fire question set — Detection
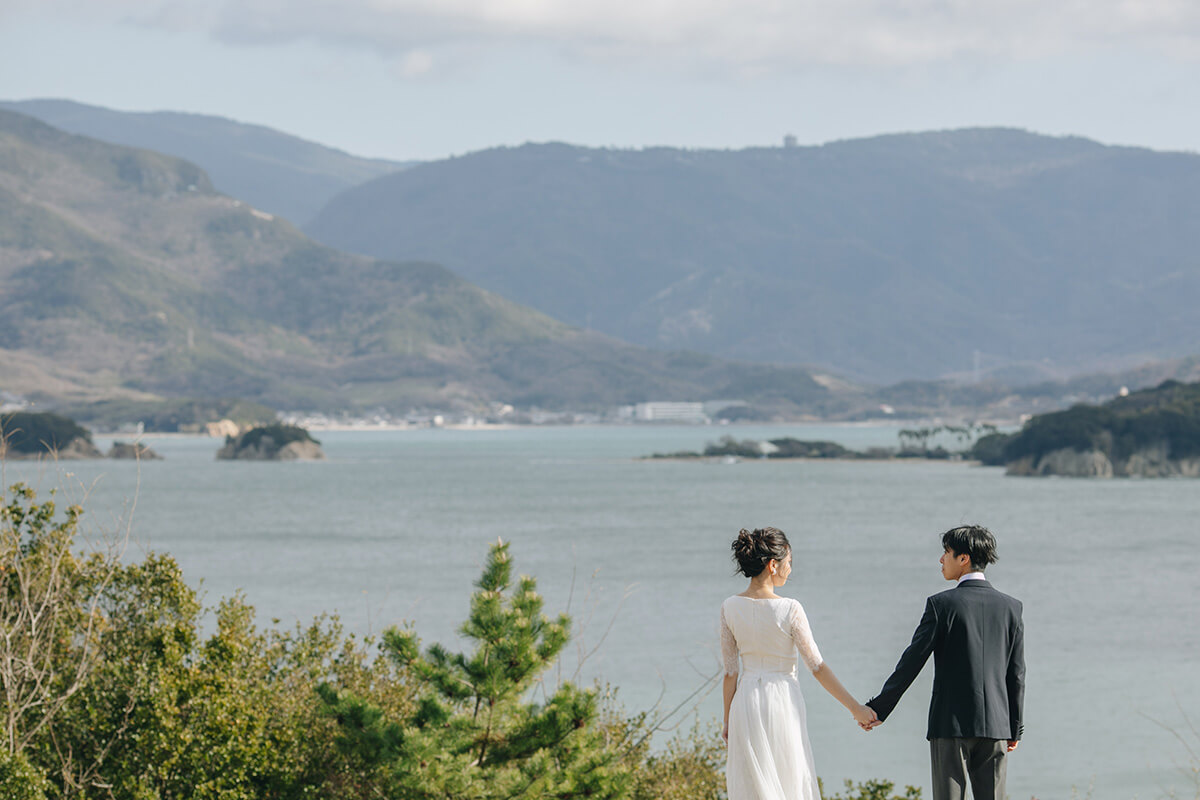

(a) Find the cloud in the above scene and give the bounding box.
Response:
[396,49,434,77]
[9,0,1200,70]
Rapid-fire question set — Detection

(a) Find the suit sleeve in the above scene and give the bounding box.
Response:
[1007,605,1025,740]
[866,597,939,722]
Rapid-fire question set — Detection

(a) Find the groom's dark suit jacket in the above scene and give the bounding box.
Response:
[867,580,1024,741]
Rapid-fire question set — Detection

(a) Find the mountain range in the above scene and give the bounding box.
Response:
[0,98,410,225]
[5,101,1200,420]
[0,109,842,415]
[305,131,1200,383]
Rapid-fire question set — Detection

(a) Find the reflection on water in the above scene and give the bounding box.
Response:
[8,424,1199,799]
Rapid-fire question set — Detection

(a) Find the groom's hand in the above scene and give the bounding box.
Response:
[1006,740,1018,752]
[852,704,880,731]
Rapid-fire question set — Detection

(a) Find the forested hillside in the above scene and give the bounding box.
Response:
[308,129,1200,382]
[0,98,411,225]
[0,110,840,415]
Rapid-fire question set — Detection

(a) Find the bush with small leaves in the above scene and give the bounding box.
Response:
[320,540,632,799]
[823,778,923,800]
[0,751,49,800]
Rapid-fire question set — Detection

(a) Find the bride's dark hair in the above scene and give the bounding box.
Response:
[731,527,790,578]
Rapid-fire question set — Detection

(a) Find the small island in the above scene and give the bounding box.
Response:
[990,379,1200,478]
[646,427,992,462]
[216,424,325,461]
[107,441,164,460]
[649,436,886,461]
[646,381,1200,479]
[0,412,103,460]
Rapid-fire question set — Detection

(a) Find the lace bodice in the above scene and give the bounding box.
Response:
[720,596,823,676]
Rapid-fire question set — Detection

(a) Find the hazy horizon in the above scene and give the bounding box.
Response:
[8,95,1199,166]
[3,1,1198,162]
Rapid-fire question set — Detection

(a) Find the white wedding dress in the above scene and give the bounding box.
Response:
[721,595,824,800]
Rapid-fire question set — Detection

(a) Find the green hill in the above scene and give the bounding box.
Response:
[995,380,1200,476]
[307,131,1200,382]
[0,411,93,454]
[0,98,411,225]
[0,110,840,415]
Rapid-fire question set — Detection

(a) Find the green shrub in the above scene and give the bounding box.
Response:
[823,778,922,800]
[319,540,630,799]
[623,719,725,800]
[0,752,49,800]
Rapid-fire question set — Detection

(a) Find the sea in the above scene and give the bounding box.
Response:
[7,424,1199,799]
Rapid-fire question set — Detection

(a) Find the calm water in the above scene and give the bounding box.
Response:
[8,425,1199,799]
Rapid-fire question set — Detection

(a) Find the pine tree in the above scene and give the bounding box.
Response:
[319,539,630,799]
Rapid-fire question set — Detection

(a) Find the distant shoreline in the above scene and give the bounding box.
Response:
[641,454,983,466]
[92,423,522,437]
[90,419,993,438]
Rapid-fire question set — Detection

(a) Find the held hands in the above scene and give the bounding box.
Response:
[852,703,881,731]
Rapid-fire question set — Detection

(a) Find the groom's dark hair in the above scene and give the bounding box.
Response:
[941,525,998,570]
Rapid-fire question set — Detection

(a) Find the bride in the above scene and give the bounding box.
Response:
[721,527,877,799]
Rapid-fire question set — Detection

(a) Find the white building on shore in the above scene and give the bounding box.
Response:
[633,402,708,424]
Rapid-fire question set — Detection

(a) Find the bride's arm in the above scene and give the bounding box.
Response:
[813,663,877,728]
[790,601,878,729]
[722,673,738,743]
[720,606,739,743]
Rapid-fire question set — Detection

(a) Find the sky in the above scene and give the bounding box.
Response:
[2,0,1199,162]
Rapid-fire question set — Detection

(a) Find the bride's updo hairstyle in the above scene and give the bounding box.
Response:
[731,527,791,578]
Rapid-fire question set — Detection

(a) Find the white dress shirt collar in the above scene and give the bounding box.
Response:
[957,571,987,584]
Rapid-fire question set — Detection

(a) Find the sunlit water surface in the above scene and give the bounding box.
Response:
[9,424,1199,799]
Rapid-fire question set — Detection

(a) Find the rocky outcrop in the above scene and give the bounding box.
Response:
[1006,442,1200,478]
[1121,442,1200,477]
[0,436,103,460]
[206,419,240,438]
[1,411,102,460]
[217,439,324,461]
[216,424,324,461]
[107,441,163,460]
[1006,448,1113,477]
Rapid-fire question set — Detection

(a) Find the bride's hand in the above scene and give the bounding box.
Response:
[722,723,729,744]
[852,703,879,730]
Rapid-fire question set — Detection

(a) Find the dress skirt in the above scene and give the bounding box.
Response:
[726,669,820,800]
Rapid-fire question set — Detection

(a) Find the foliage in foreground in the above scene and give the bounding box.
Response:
[822,779,923,800]
[2,480,924,799]
[620,717,725,800]
[318,540,629,798]
[1,481,413,799]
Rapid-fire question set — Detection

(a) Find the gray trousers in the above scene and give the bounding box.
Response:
[930,738,1007,800]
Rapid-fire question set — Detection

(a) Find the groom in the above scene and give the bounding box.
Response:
[864,525,1025,800]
